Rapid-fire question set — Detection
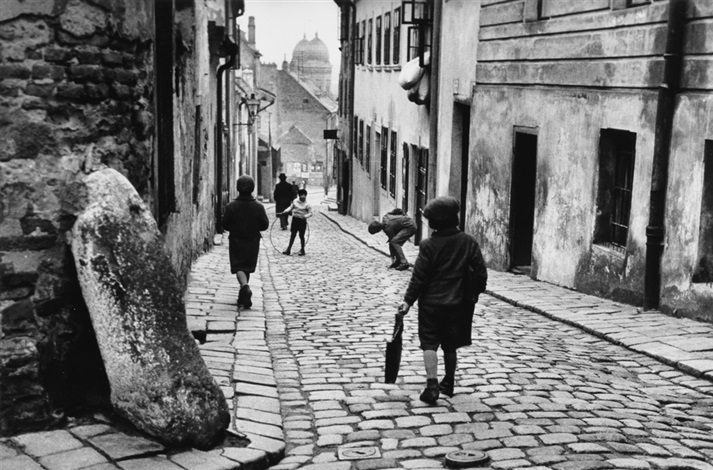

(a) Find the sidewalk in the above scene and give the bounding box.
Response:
[321,210,713,396]
[1,233,284,470]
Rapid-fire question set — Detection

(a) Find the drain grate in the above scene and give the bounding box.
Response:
[337,445,381,460]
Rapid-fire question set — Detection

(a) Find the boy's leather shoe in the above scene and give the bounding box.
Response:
[298,249,305,256]
[395,263,410,271]
[420,385,439,405]
[282,250,291,255]
[239,285,252,309]
[388,260,400,269]
[439,379,454,397]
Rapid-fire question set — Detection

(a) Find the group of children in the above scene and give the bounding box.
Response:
[222,175,487,406]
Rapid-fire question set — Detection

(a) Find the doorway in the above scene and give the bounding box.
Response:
[451,103,470,231]
[509,129,538,274]
[415,147,428,245]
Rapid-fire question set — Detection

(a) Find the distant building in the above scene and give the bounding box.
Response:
[289,33,333,98]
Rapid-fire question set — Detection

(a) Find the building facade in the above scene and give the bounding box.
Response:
[0,0,244,433]
[335,0,713,323]
[334,0,434,243]
[470,0,713,322]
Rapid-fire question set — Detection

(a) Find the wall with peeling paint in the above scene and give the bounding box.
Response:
[470,0,713,321]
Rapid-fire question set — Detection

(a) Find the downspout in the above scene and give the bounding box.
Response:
[215,38,238,233]
[644,0,686,310]
[427,0,442,204]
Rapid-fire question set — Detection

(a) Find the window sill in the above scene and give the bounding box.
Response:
[592,242,626,259]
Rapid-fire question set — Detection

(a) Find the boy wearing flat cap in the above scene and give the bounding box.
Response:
[368,208,417,270]
[396,196,487,404]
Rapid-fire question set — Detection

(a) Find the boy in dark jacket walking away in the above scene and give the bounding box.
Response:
[274,173,296,230]
[368,208,417,270]
[397,196,487,404]
[222,175,269,309]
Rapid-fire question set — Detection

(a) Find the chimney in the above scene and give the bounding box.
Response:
[248,16,256,46]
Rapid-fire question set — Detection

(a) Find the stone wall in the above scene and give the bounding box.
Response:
[0,0,222,433]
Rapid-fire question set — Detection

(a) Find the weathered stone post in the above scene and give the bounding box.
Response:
[70,169,229,449]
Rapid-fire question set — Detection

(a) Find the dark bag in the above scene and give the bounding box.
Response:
[384,315,403,383]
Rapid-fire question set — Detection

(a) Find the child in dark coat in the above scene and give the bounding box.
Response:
[222,175,269,308]
[397,196,487,404]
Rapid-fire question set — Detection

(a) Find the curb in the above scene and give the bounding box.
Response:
[320,211,713,395]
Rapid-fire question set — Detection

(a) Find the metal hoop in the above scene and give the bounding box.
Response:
[268,216,310,253]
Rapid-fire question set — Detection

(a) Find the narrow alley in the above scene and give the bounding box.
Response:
[258,206,713,470]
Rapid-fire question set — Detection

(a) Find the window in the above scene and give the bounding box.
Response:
[595,129,636,251]
[375,16,382,65]
[365,125,371,174]
[380,126,388,189]
[393,8,401,64]
[358,119,365,166]
[694,140,713,283]
[389,130,397,197]
[355,21,365,65]
[407,26,420,61]
[384,13,391,65]
[367,19,373,65]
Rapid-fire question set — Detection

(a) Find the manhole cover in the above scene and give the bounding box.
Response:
[337,445,381,460]
[445,450,490,468]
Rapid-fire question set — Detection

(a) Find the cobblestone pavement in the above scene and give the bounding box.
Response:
[3,192,713,470]
[264,210,713,470]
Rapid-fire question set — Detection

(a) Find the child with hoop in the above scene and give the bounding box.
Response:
[278,189,313,256]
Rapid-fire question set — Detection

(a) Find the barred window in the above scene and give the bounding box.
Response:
[375,16,382,65]
[365,125,371,174]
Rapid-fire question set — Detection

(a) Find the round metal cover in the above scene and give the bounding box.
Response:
[445,450,489,468]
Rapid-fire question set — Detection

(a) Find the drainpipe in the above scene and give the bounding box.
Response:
[644,0,686,310]
[215,37,238,233]
[427,0,442,203]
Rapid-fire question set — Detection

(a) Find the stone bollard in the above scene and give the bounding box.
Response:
[70,169,229,449]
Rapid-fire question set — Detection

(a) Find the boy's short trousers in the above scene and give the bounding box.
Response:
[418,303,475,351]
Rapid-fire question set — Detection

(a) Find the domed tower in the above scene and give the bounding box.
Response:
[289,33,332,96]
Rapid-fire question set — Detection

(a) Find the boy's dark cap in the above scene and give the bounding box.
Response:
[279,173,286,180]
[368,221,383,234]
[424,196,460,230]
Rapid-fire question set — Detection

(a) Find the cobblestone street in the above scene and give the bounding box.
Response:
[262,211,713,470]
[3,202,713,470]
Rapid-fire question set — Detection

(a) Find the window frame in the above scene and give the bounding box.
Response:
[375,15,382,65]
[594,129,637,252]
[367,18,373,65]
[393,7,401,65]
[380,126,389,190]
[384,12,391,65]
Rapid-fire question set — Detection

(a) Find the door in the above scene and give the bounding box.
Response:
[451,103,470,231]
[401,143,409,213]
[415,147,428,245]
[509,129,538,273]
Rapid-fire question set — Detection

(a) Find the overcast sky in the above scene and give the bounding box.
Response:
[237,0,341,68]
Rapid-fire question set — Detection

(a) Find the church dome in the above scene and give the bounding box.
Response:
[291,33,330,66]
[289,33,332,97]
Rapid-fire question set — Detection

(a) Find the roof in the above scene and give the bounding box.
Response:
[282,70,338,113]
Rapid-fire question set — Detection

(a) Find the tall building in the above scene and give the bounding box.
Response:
[289,33,333,97]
